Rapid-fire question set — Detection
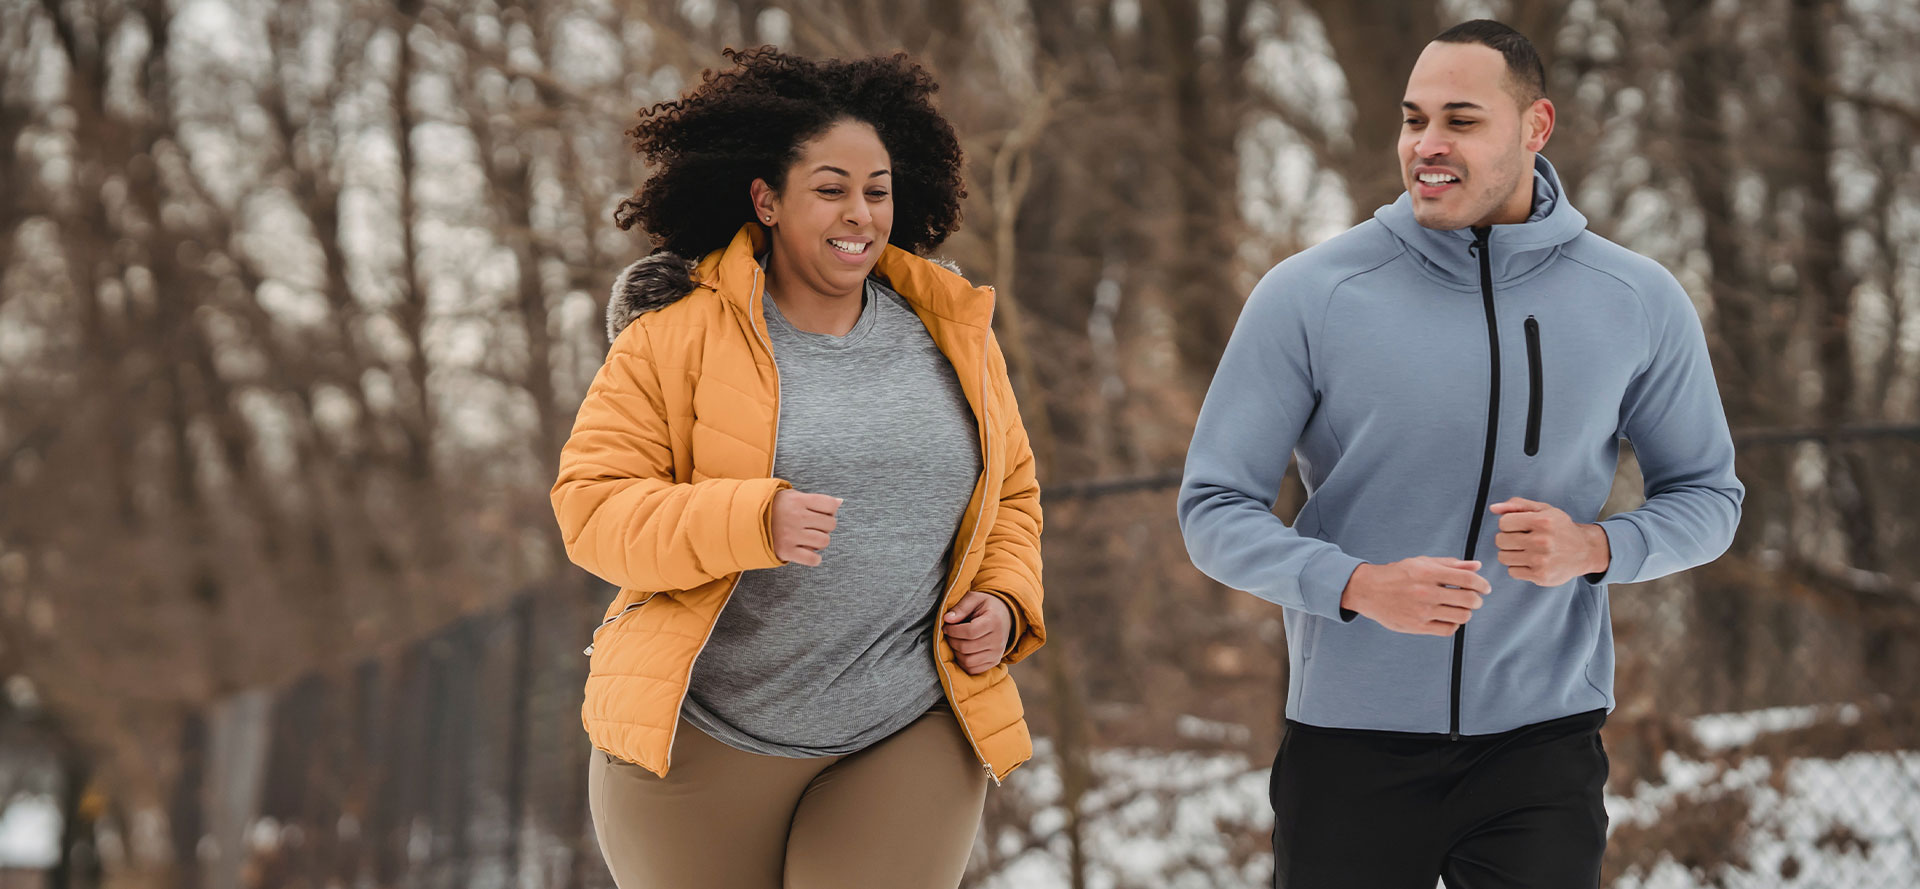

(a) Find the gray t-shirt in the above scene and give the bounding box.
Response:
[681,277,983,756]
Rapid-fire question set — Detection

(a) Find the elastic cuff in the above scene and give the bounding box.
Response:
[732,477,794,571]
[984,590,1024,654]
[1300,547,1368,621]
[1586,518,1649,586]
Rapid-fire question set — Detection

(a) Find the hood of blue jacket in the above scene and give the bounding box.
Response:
[1374,154,1589,291]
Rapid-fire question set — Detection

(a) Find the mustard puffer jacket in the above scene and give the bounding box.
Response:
[551,223,1045,781]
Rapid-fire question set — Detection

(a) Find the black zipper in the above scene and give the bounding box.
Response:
[1524,316,1543,457]
[1456,227,1502,741]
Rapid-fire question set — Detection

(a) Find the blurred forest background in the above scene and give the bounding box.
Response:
[2,0,1919,887]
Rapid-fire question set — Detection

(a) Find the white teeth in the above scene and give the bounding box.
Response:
[828,239,868,255]
[1418,172,1460,185]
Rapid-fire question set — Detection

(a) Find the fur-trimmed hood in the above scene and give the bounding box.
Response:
[604,247,967,344]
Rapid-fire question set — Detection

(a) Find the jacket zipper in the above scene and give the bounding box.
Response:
[1524,316,1542,457]
[1456,227,1502,741]
[929,332,1001,785]
[662,265,775,772]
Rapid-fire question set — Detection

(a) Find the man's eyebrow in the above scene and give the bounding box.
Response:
[1402,101,1486,112]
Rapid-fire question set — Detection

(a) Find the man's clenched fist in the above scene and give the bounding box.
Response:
[1489,497,1610,586]
[1340,556,1492,636]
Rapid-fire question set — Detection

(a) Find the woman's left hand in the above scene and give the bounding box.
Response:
[943,591,1013,675]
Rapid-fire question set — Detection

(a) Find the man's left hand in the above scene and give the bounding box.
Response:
[1489,497,1610,586]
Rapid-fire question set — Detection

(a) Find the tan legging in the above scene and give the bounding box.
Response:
[588,704,989,889]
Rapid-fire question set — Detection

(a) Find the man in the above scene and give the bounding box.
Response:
[1177,19,1744,889]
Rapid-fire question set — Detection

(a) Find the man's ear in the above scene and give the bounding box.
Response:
[1526,98,1556,153]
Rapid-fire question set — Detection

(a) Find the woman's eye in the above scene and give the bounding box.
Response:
[867,190,890,199]
[817,187,845,197]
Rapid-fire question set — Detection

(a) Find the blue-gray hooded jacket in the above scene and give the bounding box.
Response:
[1178,156,1744,736]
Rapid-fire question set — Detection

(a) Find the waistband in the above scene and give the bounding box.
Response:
[1284,708,1607,743]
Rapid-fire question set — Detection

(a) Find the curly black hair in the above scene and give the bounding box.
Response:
[614,47,967,259]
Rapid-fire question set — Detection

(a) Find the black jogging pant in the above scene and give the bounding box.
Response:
[1270,708,1609,889]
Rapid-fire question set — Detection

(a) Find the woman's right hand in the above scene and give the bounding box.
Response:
[771,489,842,566]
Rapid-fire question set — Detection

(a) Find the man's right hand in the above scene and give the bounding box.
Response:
[771,489,841,567]
[1340,557,1491,636]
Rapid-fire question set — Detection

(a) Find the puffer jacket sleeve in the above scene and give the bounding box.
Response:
[551,320,791,592]
[972,330,1046,665]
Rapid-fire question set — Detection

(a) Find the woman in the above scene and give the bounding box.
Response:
[550,48,1046,889]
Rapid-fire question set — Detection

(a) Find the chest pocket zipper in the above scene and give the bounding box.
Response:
[1523,316,1543,457]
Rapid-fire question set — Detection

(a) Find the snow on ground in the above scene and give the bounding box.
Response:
[1609,746,1920,889]
[1690,703,1863,751]
[0,794,61,869]
[977,709,1920,889]
[976,744,1274,889]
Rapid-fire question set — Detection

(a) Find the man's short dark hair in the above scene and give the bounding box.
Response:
[1433,19,1546,106]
